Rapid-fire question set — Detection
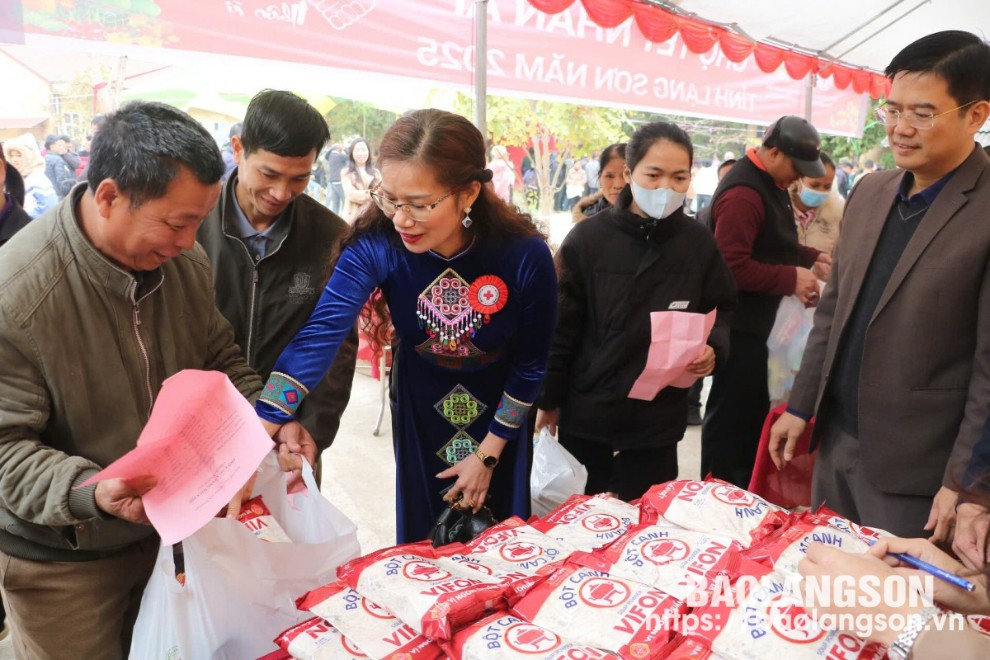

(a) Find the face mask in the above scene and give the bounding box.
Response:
[799,187,830,208]
[630,182,686,220]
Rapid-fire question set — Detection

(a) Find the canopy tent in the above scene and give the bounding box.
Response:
[2,0,869,136]
[1,1,983,138]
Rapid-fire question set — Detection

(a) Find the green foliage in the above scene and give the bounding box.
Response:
[325,100,399,147]
[456,93,626,217]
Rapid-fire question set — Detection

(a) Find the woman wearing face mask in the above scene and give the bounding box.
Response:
[789,152,844,261]
[572,143,626,222]
[536,122,736,501]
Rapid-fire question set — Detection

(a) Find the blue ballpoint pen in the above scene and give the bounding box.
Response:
[865,539,976,592]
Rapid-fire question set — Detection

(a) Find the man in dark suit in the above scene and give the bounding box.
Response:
[770,30,990,541]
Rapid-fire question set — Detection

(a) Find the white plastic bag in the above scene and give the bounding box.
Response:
[530,427,588,517]
[129,453,361,659]
[766,294,817,405]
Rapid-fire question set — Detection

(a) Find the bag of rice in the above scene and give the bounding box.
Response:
[296,581,443,659]
[445,612,620,659]
[274,616,367,659]
[638,480,786,547]
[439,517,577,604]
[743,512,874,580]
[569,524,743,601]
[530,495,639,552]
[336,541,506,641]
[510,564,685,658]
[688,557,885,660]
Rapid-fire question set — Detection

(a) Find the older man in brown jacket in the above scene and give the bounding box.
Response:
[770,30,990,541]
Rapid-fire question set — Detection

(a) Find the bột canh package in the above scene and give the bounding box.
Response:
[336,541,506,641]
[296,581,442,660]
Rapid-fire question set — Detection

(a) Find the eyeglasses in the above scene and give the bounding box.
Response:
[369,185,456,222]
[874,100,979,130]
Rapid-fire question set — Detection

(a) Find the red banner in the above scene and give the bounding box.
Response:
[18,0,867,136]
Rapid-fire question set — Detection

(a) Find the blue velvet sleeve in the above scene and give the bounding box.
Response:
[488,237,558,439]
[256,234,394,423]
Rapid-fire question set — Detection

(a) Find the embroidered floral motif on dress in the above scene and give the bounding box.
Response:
[494,393,531,429]
[415,268,486,358]
[436,430,481,466]
[260,371,309,416]
[434,384,488,429]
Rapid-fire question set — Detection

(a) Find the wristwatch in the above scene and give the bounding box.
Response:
[474,449,499,469]
[887,606,939,660]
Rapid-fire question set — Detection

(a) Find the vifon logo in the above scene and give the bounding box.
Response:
[401,561,451,582]
[579,577,632,608]
[499,541,543,563]
[640,538,690,565]
[766,593,826,644]
[710,485,757,508]
[504,623,562,653]
[581,513,621,533]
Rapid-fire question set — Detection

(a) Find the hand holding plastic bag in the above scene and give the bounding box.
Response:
[129,453,360,659]
[530,428,588,517]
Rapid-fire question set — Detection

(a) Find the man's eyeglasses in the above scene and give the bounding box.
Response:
[874,100,980,130]
[370,185,456,222]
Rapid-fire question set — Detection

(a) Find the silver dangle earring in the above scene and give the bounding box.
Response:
[462,207,473,229]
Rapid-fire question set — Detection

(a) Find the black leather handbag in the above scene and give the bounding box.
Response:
[428,502,497,547]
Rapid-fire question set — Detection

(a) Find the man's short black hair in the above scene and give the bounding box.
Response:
[87,101,224,207]
[239,89,330,158]
[885,30,990,108]
[44,135,58,150]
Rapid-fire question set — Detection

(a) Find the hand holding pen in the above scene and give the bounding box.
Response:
[868,537,989,615]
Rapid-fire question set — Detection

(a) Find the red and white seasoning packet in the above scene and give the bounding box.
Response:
[688,558,885,660]
[638,480,786,547]
[439,517,577,604]
[296,581,443,660]
[510,564,685,659]
[238,495,293,543]
[274,616,367,659]
[656,636,731,659]
[743,511,874,580]
[569,524,743,601]
[336,541,506,641]
[445,612,619,659]
[530,495,639,552]
[808,507,891,543]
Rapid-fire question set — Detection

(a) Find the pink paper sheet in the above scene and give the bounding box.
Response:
[627,310,717,401]
[79,370,274,544]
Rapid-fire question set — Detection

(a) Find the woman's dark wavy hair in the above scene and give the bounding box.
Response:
[331,109,544,348]
[0,144,26,206]
[345,137,377,177]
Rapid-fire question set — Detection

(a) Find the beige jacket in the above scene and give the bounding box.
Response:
[0,185,261,560]
[788,186,844,256]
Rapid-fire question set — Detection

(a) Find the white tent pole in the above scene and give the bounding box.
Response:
[805,72,815,121]
[474,0,488,139]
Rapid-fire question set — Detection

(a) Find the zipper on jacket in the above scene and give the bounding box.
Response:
[130,281,155,420]
[245,263,259,362]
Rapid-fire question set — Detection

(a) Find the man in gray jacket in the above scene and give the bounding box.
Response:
[197,90,357,474]
[0,102,311,658]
